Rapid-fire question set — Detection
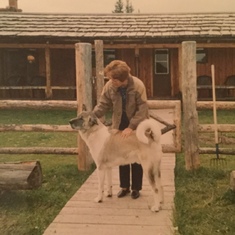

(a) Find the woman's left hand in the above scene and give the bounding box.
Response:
[121,128,133,138]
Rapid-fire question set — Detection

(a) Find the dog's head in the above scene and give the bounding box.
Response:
[69,111,98,131]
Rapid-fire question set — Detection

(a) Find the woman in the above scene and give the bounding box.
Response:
[93,60,149,199]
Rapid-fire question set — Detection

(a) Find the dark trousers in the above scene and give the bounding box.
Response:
[119,112,143,191]
[119,163,143,190]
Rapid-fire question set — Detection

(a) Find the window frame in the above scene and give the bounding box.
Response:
[154,49,169,75]
[196,48,207,64]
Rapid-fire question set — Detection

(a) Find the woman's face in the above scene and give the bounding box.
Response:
[111,78,128,88]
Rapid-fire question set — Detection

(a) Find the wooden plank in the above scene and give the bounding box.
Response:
[65,198,174,211]
[44,223,173,235]
[53,212,172,226]
[69,192,175,209]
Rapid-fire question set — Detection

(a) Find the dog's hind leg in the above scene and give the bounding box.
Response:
[105,168,112,197]
[144,162,163,212]
[95,169,105,203]
[151,166,164,212]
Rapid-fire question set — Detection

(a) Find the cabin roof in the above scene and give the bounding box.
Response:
[0,12,235,43]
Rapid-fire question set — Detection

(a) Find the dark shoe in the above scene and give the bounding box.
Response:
[117,188,130,198]
[131,190,140,199]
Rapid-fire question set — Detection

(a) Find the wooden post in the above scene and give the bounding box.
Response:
[45,46,52,99]
[178,45,183,95]
[135,48,139,77]
[230,171,235,191]
[94,40,104,103]
[181,41,200,170]
[75,43,93,171]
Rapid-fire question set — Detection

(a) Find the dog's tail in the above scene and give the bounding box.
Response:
[136,118,161,145]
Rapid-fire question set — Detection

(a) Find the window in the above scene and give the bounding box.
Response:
[104,50,116,66]
[155,49,169,74]
[92,50,116,68]
[196,48,207,63]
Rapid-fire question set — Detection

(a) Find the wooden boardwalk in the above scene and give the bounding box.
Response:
[43,155,175,235]
[43,109,176,235]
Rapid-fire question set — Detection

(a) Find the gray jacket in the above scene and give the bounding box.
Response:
[93,76,149,130]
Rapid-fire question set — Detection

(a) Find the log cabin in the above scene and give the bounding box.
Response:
[0,9,235,101]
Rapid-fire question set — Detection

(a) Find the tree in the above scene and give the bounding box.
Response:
[113,0,124,13]
[126,0,134,13]
[113,0,134,13]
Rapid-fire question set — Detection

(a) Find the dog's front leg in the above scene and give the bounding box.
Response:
[95,169,105,203]
[105,168,112,197]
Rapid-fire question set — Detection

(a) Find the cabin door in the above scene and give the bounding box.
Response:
[153,49,171,97]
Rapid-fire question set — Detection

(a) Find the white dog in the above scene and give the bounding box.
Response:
[69,111,164,212]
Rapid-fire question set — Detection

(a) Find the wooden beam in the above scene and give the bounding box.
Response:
[199,124,235,132]
[0,147,78,154]
[178,45,182,92]
[0,100,77,110]
[134,47,139,77]
[147,100,179,109]
[174,101,182,153]
[0,42,234,50]
[0,86,76,90]
[95,40,104,103]
[0,43,181,49]
[230,171,235,191]
[0,43,75,49]
[45,46,52,99]
[197,43,235,48]
[197,101,235,110]
[199,148,235,155]
[0,124,75,132]
[103,43,181,49]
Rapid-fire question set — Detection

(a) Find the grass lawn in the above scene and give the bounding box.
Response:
[2,109,235,235]
[174,109,235,235]
[0,109,95,235]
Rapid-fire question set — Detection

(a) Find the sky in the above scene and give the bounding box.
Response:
[0,0,235,14]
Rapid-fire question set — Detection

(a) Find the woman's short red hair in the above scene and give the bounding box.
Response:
[104,60,131,82]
